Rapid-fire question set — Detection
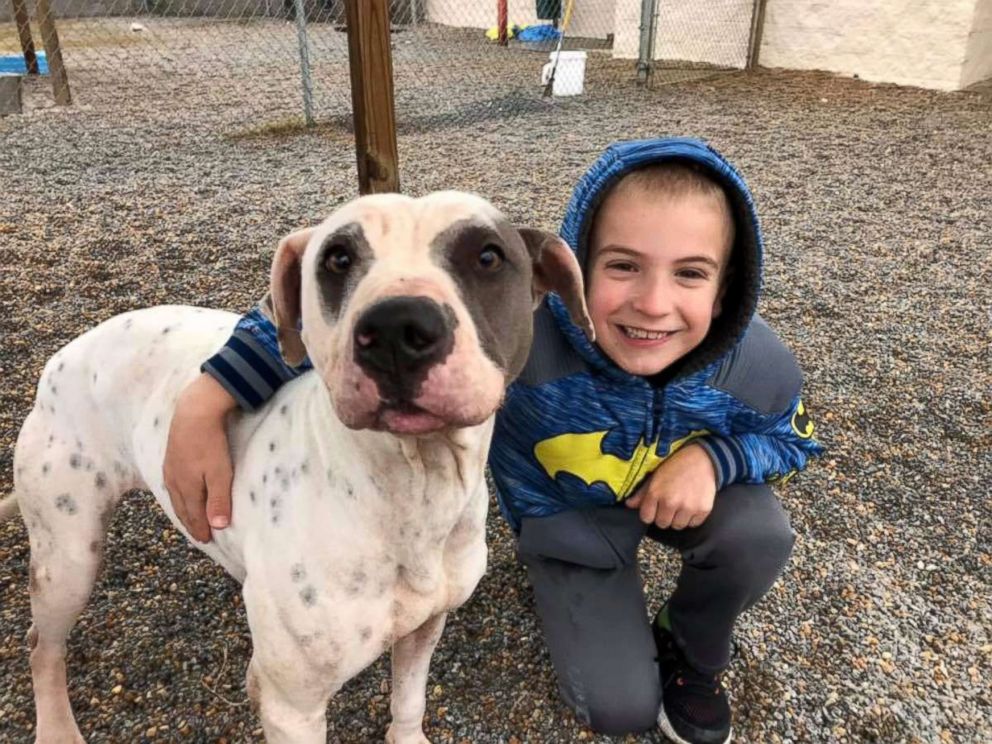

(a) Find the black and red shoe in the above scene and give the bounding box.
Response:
[653,620,732,744]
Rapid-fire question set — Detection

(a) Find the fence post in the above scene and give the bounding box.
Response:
[292,0,315,126]
[747,0,768,71]
[345,0,400,195]
[11,0,38,75]
[34,0,71,105]
[637,0,658,87]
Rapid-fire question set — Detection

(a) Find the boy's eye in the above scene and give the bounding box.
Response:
[325,246,353,274]
[478,244,505,272]
[677,268,709,280]
[606,261,637,273]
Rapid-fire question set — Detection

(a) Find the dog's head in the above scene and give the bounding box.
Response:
[270,191,593,436]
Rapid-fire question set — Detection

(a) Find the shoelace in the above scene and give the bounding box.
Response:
[659,638,724,695]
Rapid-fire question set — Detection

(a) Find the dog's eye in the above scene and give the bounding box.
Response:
[478,245,504,272]
[325,246,353,274]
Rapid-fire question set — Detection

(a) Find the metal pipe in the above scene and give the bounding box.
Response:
[637,0,659,86]
[293,0,315,126]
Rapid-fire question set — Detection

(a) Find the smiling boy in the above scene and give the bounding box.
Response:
[163,138,822,743]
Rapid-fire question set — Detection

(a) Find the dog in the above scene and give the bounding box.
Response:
[3,191,592,744]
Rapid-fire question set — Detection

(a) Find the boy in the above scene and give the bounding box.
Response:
[164,138,822,743]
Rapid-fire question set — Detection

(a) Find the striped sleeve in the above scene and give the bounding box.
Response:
[201,303,313,412]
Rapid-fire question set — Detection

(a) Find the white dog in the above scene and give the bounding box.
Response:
[3,191,591,743]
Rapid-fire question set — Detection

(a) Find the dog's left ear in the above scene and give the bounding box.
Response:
[518,228,595,341]
[270,227,316,367]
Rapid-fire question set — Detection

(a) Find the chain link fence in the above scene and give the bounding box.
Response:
[1,0,759,133]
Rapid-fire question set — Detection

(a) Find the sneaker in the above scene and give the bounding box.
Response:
[653,612,732,744]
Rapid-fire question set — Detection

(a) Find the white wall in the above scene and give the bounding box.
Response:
[613,0,752,68]
[423,0,615,39]
[759,0,978,91]
[962,0,992,86]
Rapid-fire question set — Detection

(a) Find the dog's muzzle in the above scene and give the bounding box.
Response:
[354,296,455,405]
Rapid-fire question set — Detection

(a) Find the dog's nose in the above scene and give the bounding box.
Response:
[354,297,454,392]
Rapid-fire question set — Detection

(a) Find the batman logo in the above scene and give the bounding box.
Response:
[791,399,814,439]
[533,429,709,501]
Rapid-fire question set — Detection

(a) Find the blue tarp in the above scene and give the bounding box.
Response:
[0,51,49,75]
[516,24,561,42]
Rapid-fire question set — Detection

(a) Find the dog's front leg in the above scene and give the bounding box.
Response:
[385,612,447,744]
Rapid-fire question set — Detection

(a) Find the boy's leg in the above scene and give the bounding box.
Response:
[649,482,795,674]
[517,507,660,735]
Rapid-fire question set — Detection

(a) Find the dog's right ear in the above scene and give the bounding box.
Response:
[270,227,316,367]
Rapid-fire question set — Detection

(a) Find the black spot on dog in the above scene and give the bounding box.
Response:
[269,442,276,452]
[262,474,268,484]
[42,463,50,475]
[69,454,82,470]
[113,461,127,477]
[280,478,290,491]
[94,472,107,489]
[270,497,278,508]
[291,564,306,582]
[360,626,372,643]
[58,362,64,372]
[47,434,54,445]
[123,318,133,330]
[300,460,310,475]
[153,417,159,428]
[162,327,171,335]
[250,490,256,504]
[300,586,317,607]
[50,385,57,396]
[93,373,98,383]
[280,405,288,416]
[346,484,355,499]
[55,494,77,515]
[347,569,368,596]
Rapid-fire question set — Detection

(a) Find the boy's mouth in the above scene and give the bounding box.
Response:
[618,324,674,341]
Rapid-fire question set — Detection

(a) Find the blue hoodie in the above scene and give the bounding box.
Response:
[201,138,822,532]
[488,138,822,529]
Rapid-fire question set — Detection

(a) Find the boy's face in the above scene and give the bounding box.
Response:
[585,187,732,377]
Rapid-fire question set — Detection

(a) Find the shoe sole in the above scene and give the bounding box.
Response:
[658,707,732,744]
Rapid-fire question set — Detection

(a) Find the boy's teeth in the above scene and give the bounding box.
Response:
[622,326,670,340]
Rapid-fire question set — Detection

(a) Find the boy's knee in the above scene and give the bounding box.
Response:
[708,485,795,585]
[568,667,661,735]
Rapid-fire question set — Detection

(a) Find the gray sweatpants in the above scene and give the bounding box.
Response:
[516,484,795,735]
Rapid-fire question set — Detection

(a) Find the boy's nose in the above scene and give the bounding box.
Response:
[629,279,673,317]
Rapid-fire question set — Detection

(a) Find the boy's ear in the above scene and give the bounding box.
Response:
[270,227,316,367]
[517,227,595,341]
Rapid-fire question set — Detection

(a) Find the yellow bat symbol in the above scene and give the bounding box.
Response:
[533,429,709,501]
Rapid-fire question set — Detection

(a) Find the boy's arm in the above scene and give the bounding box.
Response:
[695,395,823,489]
[695,315,823,489]
[163,295,312,541]
[202,293,313,412]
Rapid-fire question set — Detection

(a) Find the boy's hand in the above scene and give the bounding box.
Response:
[163,374,237,543]
[625,443,717,530]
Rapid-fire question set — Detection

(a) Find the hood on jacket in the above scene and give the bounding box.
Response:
[548,137,764,383]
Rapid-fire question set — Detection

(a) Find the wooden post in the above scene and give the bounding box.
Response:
[747,0,768,71]
[498,0,508,46]
[35,0,71,105]
[344,0,399,195]
[11,0,38,75]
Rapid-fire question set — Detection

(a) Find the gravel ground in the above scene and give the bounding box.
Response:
[2,19,991,744]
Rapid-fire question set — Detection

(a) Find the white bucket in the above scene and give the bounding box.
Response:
[541,50,587,96]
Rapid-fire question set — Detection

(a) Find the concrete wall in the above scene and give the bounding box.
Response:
[423,0,616,40]
[759,0,978,91]
[0,0,137,22]
[613,0,751,67]
[962,0,992,86]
